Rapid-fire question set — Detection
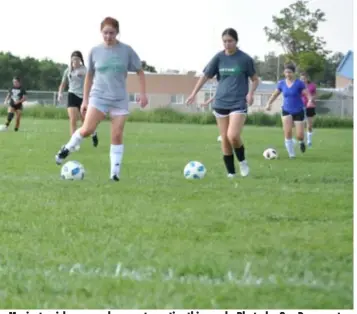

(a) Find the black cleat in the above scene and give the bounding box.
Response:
[92,133,99,147]
[300,142,306,153]
[14,128,19,132]
[111,175,120,181]
[55,146,70,165]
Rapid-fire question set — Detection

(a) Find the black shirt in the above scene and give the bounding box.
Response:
[8,86,27,106]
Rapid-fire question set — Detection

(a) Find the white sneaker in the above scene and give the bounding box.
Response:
[227,173,236,178]
[239,160,249,177]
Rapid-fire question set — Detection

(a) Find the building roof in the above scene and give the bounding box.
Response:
[336,50,354,80]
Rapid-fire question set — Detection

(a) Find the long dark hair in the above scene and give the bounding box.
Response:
[69,50,85,78]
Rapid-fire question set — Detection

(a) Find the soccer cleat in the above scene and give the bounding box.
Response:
[239,160,249,177]
[227,173,236,178]
[300,142,306,153]
[111,175,120,181]
[55,146,70,165]
[14,128,19,132]
[307,142,312,147]
[92,133,99,147]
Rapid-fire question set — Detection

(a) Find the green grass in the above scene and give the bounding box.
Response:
[0,118,353,309]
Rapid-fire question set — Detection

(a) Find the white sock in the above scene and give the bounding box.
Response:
[110,144,124,178]
[285,138,295,157]
[307,132,313,143]
[65,129,83,151]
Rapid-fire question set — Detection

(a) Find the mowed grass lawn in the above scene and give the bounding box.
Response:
[0,118,353,309]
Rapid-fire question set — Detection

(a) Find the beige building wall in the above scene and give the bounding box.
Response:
[336,75,353,89]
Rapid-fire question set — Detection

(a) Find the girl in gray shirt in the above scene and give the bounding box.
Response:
[58,50,99,151]
[186,28,259,178]
[55,17,148,181]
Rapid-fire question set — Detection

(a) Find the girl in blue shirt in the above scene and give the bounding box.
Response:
[265,63,313,158]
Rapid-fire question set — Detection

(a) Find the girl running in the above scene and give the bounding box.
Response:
[300,72,317,147]
[58,51,99,151]
[265,63,313,158]
[55,17,148,181]
[186,28,259,178]
[3,77,27,132]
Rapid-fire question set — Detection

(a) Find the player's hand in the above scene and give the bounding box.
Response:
[265,103,272,111]
[80,101,88,118]
[246,93,254,106]
[185,94,195,105]
[139,94,148,108]
[57,92,63,102]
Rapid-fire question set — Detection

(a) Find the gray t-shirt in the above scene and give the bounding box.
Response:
[61,65,86,98]
[203,49,256,110]
[87,41,142,102]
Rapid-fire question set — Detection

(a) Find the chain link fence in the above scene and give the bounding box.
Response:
[0,89,353,118]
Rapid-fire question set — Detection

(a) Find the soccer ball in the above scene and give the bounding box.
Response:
[217,135,222,142]
[61,161,85,180]
[0,124,7,132]
[263,148,278,160]
[183,161,207,179]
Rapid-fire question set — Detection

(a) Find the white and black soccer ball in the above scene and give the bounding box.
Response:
[263,148,278,160]
[183,161,207,179]
[61,161,85,180]
[0,124,8,132]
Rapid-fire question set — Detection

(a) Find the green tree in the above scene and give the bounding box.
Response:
[141,60,157,73]
[263,0,328,73]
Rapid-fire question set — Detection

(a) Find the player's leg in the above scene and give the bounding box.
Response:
[5,106,15,128]
[281,111,295,158]
[294,111,306,153]
[79,102,99,148]
[306,108,315,146]
[214,110,235,177]
[67,107,78,136]
[67,107,81,152]
[55,103,106,165]
[109,108,128,181]
[14,108,22,131]
[227,110,249,177]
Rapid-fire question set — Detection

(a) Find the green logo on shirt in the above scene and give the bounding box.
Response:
[219,66,242,76]
[97,57,125,73]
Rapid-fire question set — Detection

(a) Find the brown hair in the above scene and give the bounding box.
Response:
[101,17,119,33]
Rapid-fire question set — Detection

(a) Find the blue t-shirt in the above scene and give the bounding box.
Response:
[278,79,305,114]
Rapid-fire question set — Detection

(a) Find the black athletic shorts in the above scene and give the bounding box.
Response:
[67,92,83,109]
[305,107,316,117]
[281,109,305,122]
[10,103,23,111]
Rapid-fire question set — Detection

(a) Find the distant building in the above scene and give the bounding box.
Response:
[336,50,354,89]
[126,72,281,112]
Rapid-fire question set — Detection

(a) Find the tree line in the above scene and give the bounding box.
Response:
[253,51,344,86]
[0,1,348,90]
[0,53,157,91]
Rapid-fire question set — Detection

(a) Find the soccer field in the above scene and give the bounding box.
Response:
[0,119,353,309]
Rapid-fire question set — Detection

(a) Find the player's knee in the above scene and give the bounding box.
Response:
[227,132,239,145]
[80,126,95,137]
